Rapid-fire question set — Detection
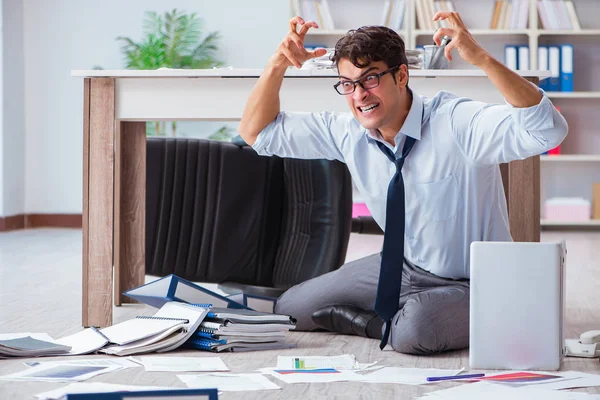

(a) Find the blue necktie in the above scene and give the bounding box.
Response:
[374,136,416,350]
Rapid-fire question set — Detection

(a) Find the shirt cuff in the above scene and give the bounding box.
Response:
[507,89,555,131]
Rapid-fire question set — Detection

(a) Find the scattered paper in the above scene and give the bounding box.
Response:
[24,358,140,369]
[134,356,229,372]
[418,381,600,399]
[355,367,463,385]
[35,382,174,400]
[276,354,359,370]
[504,370,600,390]
[266,368,362,384]
[178,372,280,391]
[0,362,121,382]
[478,371,567,384]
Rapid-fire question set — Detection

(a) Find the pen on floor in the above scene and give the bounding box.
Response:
[426,373,485,382]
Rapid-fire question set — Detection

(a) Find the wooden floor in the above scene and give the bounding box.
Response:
[1,228,600,399]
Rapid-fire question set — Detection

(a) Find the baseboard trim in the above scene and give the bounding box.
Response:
[0,214,82,232]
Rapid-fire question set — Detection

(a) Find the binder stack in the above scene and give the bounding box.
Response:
[538,44,574,92]
[185,307,297,352]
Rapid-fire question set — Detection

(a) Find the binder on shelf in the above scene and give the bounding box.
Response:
[517,45,529,71]
[380,0,393,26]
[560,44,574,92]
[548,145,561,155]
[123,274,249,310]
[592,184,600,219]
[538,46,549,91]
[504,45,518,71]
[564,0,581,30]
[390,0,406,30]
[547,45,561,92]
[62,388,218,399]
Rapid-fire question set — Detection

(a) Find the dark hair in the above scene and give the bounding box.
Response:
[331,26,408,73]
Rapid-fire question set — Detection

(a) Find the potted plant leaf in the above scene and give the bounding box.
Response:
[117,9,223,136]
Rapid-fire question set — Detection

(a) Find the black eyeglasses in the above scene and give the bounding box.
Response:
[333,65,399,95]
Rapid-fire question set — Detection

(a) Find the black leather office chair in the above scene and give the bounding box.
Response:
[145,137,356,298]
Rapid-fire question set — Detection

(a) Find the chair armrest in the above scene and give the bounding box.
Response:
[351,216,383,235]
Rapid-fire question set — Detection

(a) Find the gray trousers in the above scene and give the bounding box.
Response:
[274,253,470,355]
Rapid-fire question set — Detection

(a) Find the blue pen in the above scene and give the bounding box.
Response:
[426,373,485,382]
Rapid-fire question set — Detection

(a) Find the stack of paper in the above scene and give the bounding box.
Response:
[185,308,296,352]
[0,330,109,358]
[0,334,72,357]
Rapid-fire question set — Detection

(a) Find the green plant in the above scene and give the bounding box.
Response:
[208,126,236,142]
[117,9,223,136]
[117,9,222,70]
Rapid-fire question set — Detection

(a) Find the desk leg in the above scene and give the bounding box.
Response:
[503,156,541,242]
[82,78,115,327]
[504,76,541,243]
[114,121,146,305]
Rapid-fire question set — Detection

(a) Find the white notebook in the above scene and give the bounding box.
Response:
[99,316,188,346]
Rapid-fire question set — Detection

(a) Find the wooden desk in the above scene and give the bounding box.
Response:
[72,68,549,327]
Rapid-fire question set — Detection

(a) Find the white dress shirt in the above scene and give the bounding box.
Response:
[251,89,568,279]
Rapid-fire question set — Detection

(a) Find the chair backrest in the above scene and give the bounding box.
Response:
[146,137,352,290]
[271,157,353,288]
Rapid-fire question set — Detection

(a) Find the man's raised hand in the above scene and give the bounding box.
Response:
[272,16,328,69]
[431,11,491,67]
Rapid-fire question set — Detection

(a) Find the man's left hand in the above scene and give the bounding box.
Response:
[432,12,491,67]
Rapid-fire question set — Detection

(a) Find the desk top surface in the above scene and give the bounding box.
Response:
[71,68,550,79]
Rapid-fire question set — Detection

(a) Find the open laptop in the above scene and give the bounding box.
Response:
[469,241,566,371]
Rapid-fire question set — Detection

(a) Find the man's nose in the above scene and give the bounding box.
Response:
[352,83,369,101]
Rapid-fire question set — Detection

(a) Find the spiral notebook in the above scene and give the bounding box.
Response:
[99,316,188,346]
[99,302,211,356]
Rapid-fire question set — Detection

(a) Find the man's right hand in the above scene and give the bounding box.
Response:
[271,16,328,69]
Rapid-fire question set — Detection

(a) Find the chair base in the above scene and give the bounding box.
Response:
[217,282,287,299]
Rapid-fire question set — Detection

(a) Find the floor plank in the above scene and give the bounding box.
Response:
[1,228,599,399]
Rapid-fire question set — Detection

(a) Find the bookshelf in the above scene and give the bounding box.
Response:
[291,0,600,229]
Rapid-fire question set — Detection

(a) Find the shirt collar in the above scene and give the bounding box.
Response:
[366,89,423,145]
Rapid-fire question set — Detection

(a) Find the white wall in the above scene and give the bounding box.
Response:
[2,0,25,217]
[0,0,4,216]
[20,0,288,214]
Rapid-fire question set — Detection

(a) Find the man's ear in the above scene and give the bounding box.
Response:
[397,64,409,87]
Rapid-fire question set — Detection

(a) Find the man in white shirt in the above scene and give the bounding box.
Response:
[238,11,568,354]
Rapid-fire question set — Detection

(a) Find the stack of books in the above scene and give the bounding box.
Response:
[185,308,297,352]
